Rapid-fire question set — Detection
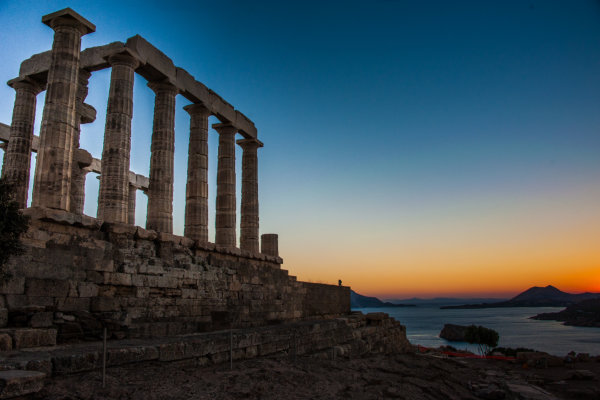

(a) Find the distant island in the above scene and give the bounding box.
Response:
[350,290,415,308]
[441,285,600,309]
[531,298,600,328]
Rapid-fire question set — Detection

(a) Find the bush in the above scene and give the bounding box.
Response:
[464,325,500,356]
[0,178,30,272]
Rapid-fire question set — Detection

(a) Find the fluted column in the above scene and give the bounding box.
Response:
[69,69,93,214]
[98,51,139,223]
[1,78,43,208]
[146,81,177,233]
[128,184,136,225]
[32,9,95,210]
[184,104,211,242]
[237,138,263,253]
[213,123,238,248]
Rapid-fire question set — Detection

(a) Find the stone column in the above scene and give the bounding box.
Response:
[183,104,211,242]
[128,184,136,225]
[213,123,238,248]
[237,138,263,253]
[146,81,177,233]
[98,50,139,223]
[69,69,93,214]
[1,78,43,208]
[261,234,279,257]
[32,9,95,210]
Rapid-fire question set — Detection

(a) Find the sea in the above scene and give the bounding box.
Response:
[355,305,600,356]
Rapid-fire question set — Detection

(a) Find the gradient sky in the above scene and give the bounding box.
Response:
[0,0,598,298]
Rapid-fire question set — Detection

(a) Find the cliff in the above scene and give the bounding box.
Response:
[532,298,600,327]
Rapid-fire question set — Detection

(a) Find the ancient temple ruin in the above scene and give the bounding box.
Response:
[0,14,409,388]
[1,8,264,251]
[0,7,352,339]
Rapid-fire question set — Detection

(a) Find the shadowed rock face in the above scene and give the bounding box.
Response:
[532,298,600,327]
[439,323,468,342]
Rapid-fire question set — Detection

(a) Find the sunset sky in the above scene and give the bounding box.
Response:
[0,0,598,299]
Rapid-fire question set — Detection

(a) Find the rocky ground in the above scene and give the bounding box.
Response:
[30,350,600,400]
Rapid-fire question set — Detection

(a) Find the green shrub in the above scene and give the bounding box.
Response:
[0,178,30,272]
[464,325,500,356]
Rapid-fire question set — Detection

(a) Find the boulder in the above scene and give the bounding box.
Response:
[439,324,468,342]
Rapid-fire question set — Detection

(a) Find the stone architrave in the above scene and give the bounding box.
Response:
[70,69,92,214]
[1,78,43,208]
[146,81,177,233]
[128,184,136,225]
[97,50,140,223]
[31,8,95,211]
[213,123,238,248]
[183,104,211,243]
[237,138,263,253]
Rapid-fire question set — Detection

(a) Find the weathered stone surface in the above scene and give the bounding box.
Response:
[1,78,43,208]
[0,278,24,295]
[26,279,69,298]
[213,123,237,248]
[32,8,94,211]
[8,328,57,349]
[261,234,278,257]
[184,104,210,243]
[29,312,54,328]
[107,345,159,366]
[0,370,46,399]
[0,334,12,351]
[0,309,7,328]
[237,138,263,254]
[126,35,176,84]
[439,323,468,342]
[98,50,139,223]
[52,350,100,374]
[146,81,177,234]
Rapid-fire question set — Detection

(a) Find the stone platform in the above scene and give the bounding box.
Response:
[0,312,411,398]
[0,209,350,341]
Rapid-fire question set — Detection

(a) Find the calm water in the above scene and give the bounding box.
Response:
[356,306,600,356]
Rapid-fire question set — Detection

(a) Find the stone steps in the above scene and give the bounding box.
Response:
[0,328,57,351]
[0,370,46,399]
[0,314,411,378]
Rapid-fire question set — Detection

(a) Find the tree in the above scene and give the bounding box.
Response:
[0,178,30,273]
[464,325,499,356]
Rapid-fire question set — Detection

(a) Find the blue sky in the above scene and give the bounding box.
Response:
[0,0,599,296]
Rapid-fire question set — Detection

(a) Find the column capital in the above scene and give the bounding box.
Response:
[78,68,92,82]
[184,103,211,118]
[7,77,44,94]
[42,8,95,35]
[147,80,178,95]
[212,122,238,135]
[236,137,264,150]
[106,49,141,69]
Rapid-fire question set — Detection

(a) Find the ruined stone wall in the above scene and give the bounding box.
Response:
[0,208,350,341]
[0,312,411,378]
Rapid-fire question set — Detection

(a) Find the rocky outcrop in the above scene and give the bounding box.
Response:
[439,324,468,342]
[532,298,600,327]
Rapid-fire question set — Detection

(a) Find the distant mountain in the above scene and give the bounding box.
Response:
[350,290,415,308]
[386,297,507,307]
[441,286,600,309]
[531,298,600,327]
